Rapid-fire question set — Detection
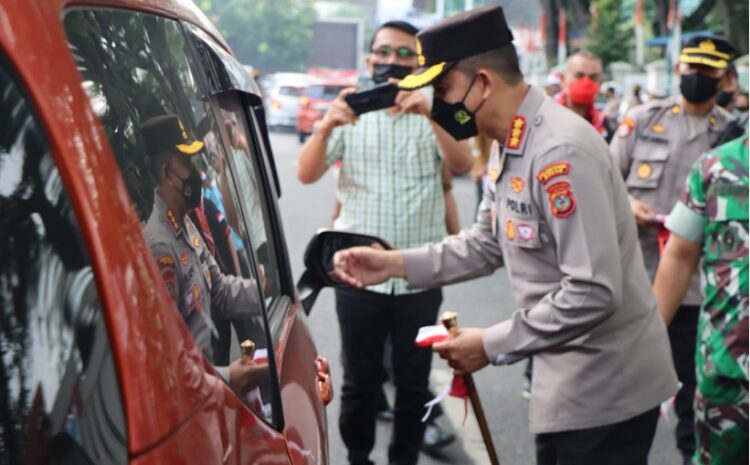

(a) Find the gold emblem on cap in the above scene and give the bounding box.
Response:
[415,38,425,67]
[698,40,716,52]
[637,162,652,180]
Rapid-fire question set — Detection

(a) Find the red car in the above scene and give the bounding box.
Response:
[296,80,354,143]
[0,1,335,464]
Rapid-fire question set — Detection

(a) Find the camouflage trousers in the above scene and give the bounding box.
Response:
[693,373,749,465]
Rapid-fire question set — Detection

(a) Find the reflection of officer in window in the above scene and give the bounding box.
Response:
[140,114,265,393]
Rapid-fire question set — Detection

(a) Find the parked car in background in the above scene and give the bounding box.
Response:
[0,1,331,464]
[296,79,353,143]
[265,72,311,130]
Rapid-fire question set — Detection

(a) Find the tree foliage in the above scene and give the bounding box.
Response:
[587,0,631,66]
[200,0,317,73]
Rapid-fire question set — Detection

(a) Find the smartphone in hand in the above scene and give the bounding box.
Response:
[344,84,399,115]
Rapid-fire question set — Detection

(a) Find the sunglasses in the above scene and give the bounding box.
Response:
[372,45,417,59]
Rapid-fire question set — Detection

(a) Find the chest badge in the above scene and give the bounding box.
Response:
[516,223,536,241]
[180,251,189,267]
[637,162,652,179]
[546,181,577,218]
[709,115,717,127]
[192,236,203,249]
[506,219,515,240]
[650,123,666,134]
[510,176,525,193]
[671,105,680,115]
[618,117,635,138]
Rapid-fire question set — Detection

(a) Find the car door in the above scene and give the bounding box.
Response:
[185,23,330,465]
[60,7,298,464]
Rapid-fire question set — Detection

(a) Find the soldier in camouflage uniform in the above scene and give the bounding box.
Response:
[653,134,749,465]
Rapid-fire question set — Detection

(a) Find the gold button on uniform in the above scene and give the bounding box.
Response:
[637,162,652,179]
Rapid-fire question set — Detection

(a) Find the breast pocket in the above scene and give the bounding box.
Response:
[625,144,669,189]
[401,138,439,179]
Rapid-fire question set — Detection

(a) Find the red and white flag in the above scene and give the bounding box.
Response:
[414,325,449,347]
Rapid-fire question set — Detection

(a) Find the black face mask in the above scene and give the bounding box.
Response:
[430,75,485,141]
[372,64,413,84]
[680,73,720,103]
[715,90,735,108]
[169,165,203,209]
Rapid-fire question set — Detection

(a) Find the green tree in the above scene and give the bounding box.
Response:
[586,0,631,67]
[201,0,317,73]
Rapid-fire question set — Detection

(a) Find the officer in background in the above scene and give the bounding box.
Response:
[331,6,678,464]
[609,35,737,464]
[141,114,265,393]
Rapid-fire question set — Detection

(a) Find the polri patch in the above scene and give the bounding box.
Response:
[506,198,533,216]
[546,181,576,218]
[618,117,635,138]
[536,162,570,184]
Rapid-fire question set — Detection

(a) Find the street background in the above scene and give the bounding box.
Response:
[273,130,682,464]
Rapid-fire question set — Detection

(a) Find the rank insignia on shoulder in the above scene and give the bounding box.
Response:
[510,176,525,193]
[158,255,176,268]
[536,162,570,184]
[505,116,527,156]
[708,115,717,127]
[506,219,515,239]
[546,181,576,218]
[650,123,666,134]
[166,209,181,234]
[671,105,680,115]
[516,223,536,241]
[618,117,635,138]
[637,162,652,179]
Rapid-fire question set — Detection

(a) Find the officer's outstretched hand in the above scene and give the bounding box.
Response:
[228,359,269,394]
[629,196,658,227]
[331,246,405,288]
[433,328,489,375]
[319,87,359,133]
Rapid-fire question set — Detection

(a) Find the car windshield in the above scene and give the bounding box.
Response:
[278,85,305,97]
[306,85,346,100]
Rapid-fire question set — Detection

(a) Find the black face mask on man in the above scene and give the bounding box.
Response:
[680,73,720,103]
[372,64,413,84]
[430,74,486,141]
[169,163,203,209]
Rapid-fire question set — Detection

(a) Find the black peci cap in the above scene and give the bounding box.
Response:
[679,35,737,70]
[399,5,514,90]
[140,114,204,158]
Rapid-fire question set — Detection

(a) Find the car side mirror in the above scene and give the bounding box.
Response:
[296,230,393,315]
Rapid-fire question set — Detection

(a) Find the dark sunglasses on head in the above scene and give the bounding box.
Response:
[372,45,417,59]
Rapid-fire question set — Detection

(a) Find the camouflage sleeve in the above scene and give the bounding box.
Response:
[665,153,710,243]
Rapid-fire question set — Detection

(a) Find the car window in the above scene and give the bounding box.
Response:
[306,85,346,100]
[0,58,127,465]
[63,8,278,424]
[278,85,305,97]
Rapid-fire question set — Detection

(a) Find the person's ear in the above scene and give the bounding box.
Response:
[478,70,493,100]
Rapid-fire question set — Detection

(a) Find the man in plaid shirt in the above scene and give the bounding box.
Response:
[298,20,472,465]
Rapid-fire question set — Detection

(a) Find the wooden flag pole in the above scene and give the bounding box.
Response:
[440,311,500,465]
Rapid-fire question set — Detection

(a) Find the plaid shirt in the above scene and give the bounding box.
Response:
[326,111,446,295]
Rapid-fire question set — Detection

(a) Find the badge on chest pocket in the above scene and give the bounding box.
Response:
[500,214,541,249]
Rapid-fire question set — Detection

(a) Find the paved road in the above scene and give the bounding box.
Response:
[271,130,683,465]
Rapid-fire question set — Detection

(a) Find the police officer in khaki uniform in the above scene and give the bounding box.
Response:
[609,36,737,464]
[330,6,678,464]
[141,114,264,393]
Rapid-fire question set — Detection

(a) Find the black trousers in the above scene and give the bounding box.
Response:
[536,407,660,465]
[336,287,442,465]
[669,305,699,458]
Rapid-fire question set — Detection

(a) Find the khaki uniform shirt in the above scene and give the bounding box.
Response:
[144,194,261,362]
[402,86,678,433]
[609,95,734,305]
